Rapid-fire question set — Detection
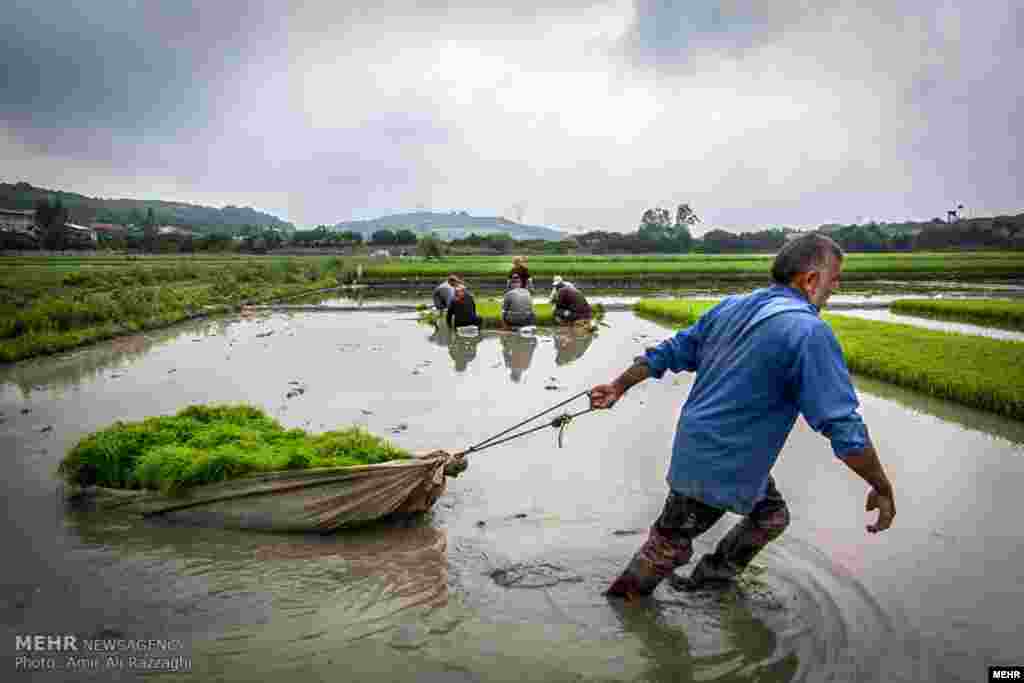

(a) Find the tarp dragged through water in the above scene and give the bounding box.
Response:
[66,450,468,533]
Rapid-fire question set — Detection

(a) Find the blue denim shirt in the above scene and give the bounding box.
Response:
[644,285,869,513]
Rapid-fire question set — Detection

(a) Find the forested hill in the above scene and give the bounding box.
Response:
[0,181,294,233]
[334,211,566,241]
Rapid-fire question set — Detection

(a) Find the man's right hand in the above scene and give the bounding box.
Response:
[589,384,623,409]
[865,489,895,533]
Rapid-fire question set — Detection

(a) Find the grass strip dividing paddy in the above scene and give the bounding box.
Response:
[890,298,1024,331]
[634,299,1024,421]
[417,300,606,327]
[0,257,357,362]
[57,404,409,494]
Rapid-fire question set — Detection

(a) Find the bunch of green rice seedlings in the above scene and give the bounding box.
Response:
[633,299,715,325]
[891,299,1024,331]
[58,404,410,494]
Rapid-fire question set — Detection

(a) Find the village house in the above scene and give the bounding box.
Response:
[0,208,38,233]
[90,222,127,236]
[157,225,194,237]
[0,208,39,248]
[63,223,98,246]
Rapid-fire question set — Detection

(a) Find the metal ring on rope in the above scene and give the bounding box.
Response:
[453,391,596,458]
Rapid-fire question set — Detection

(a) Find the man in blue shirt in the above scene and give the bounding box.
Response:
[590,234,895,599]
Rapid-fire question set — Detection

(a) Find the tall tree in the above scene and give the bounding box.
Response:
[394,229,418,245]
[417,233,444,259]
[36,198,68,250]
[486,232,514,254]
[670,203,700,252]
[143,207,157,252]
[371,229,397,245]
[638,208,672,245]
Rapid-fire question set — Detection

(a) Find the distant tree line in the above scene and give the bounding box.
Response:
[576,203,700,253]
[4,195,1023,254]
[290,226,363,247]
[572,205,1024,254]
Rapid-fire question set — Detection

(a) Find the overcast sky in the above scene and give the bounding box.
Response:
[2,1,1020,233]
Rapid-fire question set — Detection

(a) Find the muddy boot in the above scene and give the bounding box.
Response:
[671,553,740,591]
[605,568,656,601]
[606,526,692,600]
[674,501,790,591]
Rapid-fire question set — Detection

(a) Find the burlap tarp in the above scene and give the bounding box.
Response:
[72,450,469,533]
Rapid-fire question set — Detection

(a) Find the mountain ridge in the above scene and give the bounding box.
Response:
[333,211,567,241]
[0,181,294,232]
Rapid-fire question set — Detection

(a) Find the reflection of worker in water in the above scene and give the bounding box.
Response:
[554,329,594,366]
[605,590,799,681]
[448,334,482,372]
[428,319,453,347]
[500,332,538,382]
[591,234,895,599]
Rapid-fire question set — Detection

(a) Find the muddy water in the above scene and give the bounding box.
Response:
[831,308,1024,341]
[2,311,1023,682]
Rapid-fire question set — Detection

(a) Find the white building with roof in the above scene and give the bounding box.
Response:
[0,208,37,232]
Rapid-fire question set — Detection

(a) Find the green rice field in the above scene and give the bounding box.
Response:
[57,404,409,494]
[1,252,1021,362]
[634,298,1024,421]
[0,256,357,362]
[891,298,1024,331]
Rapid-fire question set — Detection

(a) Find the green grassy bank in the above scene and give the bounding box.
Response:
[633,299,1024,421]
[0,256,357,362]
[890,298,1024,331]
[418,300,606,327]
[57,404,408,494]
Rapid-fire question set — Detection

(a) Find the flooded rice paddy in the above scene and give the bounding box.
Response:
[2,307,1022,682]
[831,309,1024,341]
[318,290,1021,309]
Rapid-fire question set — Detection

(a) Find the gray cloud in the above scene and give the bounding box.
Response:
[2,1,282,148]
[618,0,817,70]
[1,1,1019,228]
[613,0,1022,225]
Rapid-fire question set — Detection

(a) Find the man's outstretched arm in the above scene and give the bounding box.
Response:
[794,323,895,534]
[590,357,651,409]
[840,443,895,533]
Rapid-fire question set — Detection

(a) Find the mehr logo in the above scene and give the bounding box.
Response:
[15,635,78,651]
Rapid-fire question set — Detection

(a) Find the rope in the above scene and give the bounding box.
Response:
[453,392,595,458]
[463,390,588,451]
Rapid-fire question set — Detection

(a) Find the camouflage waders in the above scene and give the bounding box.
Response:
[606,477,790,598]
